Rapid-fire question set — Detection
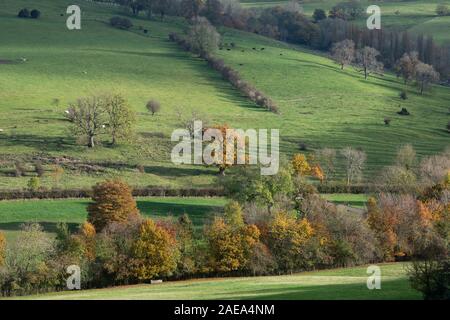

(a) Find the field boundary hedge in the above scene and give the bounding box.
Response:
[0,187,224,200]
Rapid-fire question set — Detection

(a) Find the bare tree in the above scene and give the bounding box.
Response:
[395,144,417,171]
[331,39,355,70]
[188,16,221,55]
[396,51,420,85]
[355,46,383,79]
[341,147,366,186]
[70,95,107,148]
[415,62,440,94]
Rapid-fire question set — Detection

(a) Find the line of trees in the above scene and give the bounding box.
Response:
[1,149,448,297]
[169,18,279,113]
[109,0,450,83]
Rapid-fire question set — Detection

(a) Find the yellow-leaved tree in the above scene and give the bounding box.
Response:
[131,219,179,280]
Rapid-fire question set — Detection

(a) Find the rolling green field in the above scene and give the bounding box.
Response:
[0,196,226,241]
[0,0,449,190]
[11,263,419,300]
[241,0,450,44]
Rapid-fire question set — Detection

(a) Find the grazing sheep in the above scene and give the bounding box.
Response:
[20,57,27,62]
[0,129,4,133]
[82,71,87,74]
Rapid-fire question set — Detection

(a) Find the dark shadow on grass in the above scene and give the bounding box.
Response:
[0,134,74,152]
[225,278,419,300]
[137,200,222,227]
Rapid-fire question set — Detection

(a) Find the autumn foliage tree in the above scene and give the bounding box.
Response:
[206,201,260,272]
[266,211,314,272]
[207,124,248,175]
[366,197,398,261]
[87,179,140,231]
[131,218,179,280]
[0,232,5,266]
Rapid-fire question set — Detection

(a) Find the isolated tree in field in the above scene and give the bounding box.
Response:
[415,62,440,94]
[146,99,161,116]
[105,94,136,145]
[131,218,179,280]
[87,179,140,231]
[331,39,355,70]
[341,147,366,186]
[0,232,5,266]
[188,17,221,55]
[208,124,248,175]
[396,52,420,85]
[69,95,107,148]
[355,47,383,79]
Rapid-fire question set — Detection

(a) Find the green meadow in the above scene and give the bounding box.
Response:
[0,0,449,190]
[0,196,226,241]
[14,263,420,300]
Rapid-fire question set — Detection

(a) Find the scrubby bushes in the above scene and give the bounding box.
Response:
[30,9,41,19]
[18,9,40,19]
[110,16,133,29]
[17,9,30,18]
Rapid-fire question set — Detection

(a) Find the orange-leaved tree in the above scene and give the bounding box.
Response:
[207,124,249,175]
[87,179,140,231]
[0,232,5,266]
[291,153,324,182]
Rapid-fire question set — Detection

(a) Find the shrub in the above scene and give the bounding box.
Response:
[30,9,41,19]
[87,179,141,231]
[399,91,408,100]
[110,16,133,29]
[27,177,40,192]
[384,118,391,125]
[408,259,450,300]
[397,107,410,116]
[146,99,161,116]
[436,4,450,16]
[18,9,30,18]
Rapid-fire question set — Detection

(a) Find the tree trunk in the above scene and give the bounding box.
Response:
[218,166,226,176]
[88,135,95,148]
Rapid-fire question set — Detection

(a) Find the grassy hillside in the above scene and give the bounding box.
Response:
[12,263,420,300]
[241,0,450,44]
[0,0,449,191]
